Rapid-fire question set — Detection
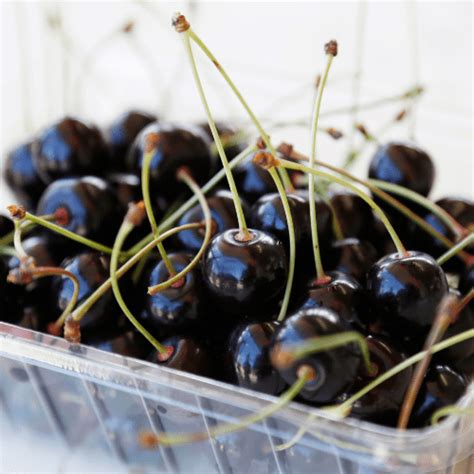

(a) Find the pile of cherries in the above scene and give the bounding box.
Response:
[1,105,473,431]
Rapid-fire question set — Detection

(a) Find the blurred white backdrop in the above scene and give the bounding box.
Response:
[1,1,473,211]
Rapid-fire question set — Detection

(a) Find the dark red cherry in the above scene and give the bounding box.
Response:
[299,271,367,331]
[87,329,148,358]
[176,190,245,252]
[271,307,362,403]
[141,253,205,329]
[329,190,374,240]
[330,238,378,283]
[106,110,157,170]
[202,229,287,318]
[106,172,142,209]
[368,142,435,198]
[4,140,46,208]
[126,122,213,200]
[436,197,474,230]
[227,321,286,395]
[32,117,108,183]
[36,176,121,244]
[409,364,468,427]
[366,251,449,337]
[0,215,14,238]
[337,335,413,426]
[148,335,213,377]
[458,265,473,298]
[369,214,397,258]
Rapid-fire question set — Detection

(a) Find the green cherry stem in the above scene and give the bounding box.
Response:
[70,222,201,323]
[0,246,17,258]
[127,144,255,255]
[273,157,407,255]
[437,233,474,266]
[139,365,315,447]
[141,138,176,276]
[110,203,169,355]
[148,168,212,294]
[308,41,336,280]
[431,406,474,426]
[185,22,293,192]
[180,29,250,241]
[13,219,28,259]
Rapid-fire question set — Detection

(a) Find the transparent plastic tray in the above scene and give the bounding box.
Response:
[0,321,472,473]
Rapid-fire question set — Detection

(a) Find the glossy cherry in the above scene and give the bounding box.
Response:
[436,197,474,230]
[367,251,449,337]
[141,253,205,330]
[271,307,362,403]
[126,122,213,200]
[176,190,245,252]
[36,176,121,244]
[202,228,287,318]
[409,364,468,427]
[330,238,378,283]
[106,110,157,170]
[337,335,413,426]
[4,140,45,208]
[32,117,108,183]
[227,321,286,395]
[298,271,367,331]
[149,335,213,377]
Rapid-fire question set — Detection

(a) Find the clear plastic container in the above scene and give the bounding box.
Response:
[0,321,472,473]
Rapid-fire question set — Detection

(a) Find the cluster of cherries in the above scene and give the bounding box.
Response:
[1,21,473,440]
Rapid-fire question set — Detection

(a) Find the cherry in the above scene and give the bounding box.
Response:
[4,140,45,208]
[0,215,14,238]
[409,364,468,427]
[329,238,378,283]
[271,307,362,403]
[36,176,121,244]
[148,335,213,377]
[87,328,148,359]
[176,190,245,253]
[299,271,367,331]
[337,335,413,426]
[141,253,205,330]
[227,321,286,395]
[366,251,449,337]
[0,257,25,324]
[126,122,213,201]
[458,265,473,298]
[436,196,474,230]
[329,190,374,240]
[106,110,157,170]
[368,142,435,198]
[198,121,247,160]
[32,117,108,183]
[106,172,142,209]
[202,229,287,318]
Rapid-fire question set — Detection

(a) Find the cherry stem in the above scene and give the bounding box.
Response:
[180,33,250,241]
[273,331,374,376]
[308,48,335,280]
[431,406,474,426]
[267,167,295,322]
[326,198,345,241]
[284,147,470,262]
[110,206,169,355]
[437,233,474,266]
[276,158,407,255]
[186,27,294,192]
[141,145,176,276]
[0,247,16,258]
[369,179,467,238]
[330,328,474,417]
[13,219,28,259]
[71,222,201,322]
[148,169,212,294]
[397,294,460,429]
[138,365,314,447]
[0,215,55,247]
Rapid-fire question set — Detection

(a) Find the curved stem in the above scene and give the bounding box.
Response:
[0,247,17,258]
[326,199,345,241]
[431,406,474,426]
[13,220,28,259]
[308,52,334,280]
[139,366,314,447]
[181,33,249,240]
[148,169,212,294]
[437,233,474,266]
[71,222,201,322]
[188,28,294,192]
[278,159,407,255]
[142,148,176,276]
[110,220,168,355]
[267,168,295,321]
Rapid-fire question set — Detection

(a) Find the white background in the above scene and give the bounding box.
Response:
[1,0,473,208]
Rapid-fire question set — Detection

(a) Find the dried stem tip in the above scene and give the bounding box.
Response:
[395,109,407,122]
[256,136,267,150]
[277,142,294,158]
[252,151,280,170]
[7,204,26,220]
[123,21,134,33]
[126,201,146,227]
[325,127,343,140]
[270,344,295,369]
[64,315,81,344]
[324,40,338,57]
[145,132,160,154]
[139,431,160,448]
[172,12,190,33]
[356,123,371,139]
